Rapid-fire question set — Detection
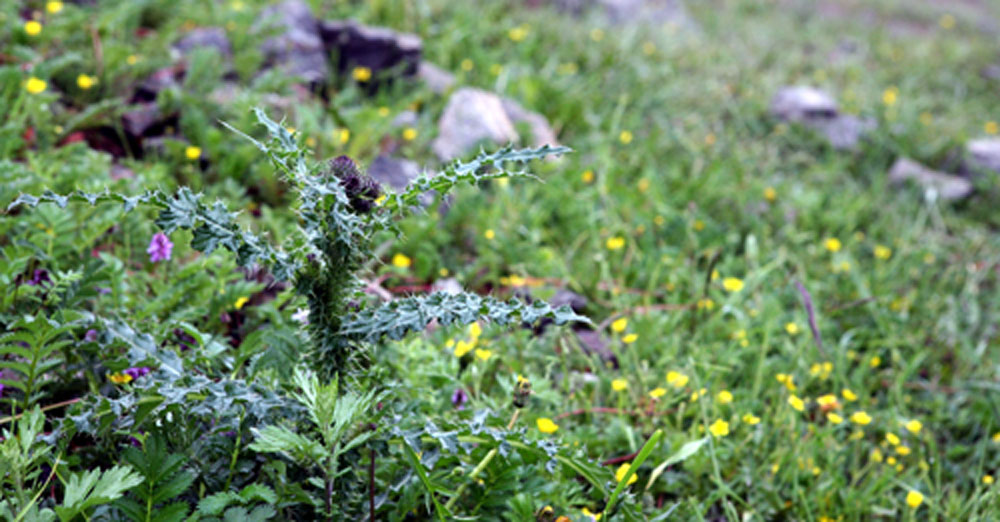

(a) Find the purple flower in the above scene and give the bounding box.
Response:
[451,388,468,410]
[147,232,173,263]
[127,436,142,447]
[123,367,151,379]
[27,269,51,287]
[0,383,4,396]
[84,329,98,342]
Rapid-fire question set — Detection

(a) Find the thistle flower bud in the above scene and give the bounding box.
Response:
[326,155,382,214]
[513,375,532,409]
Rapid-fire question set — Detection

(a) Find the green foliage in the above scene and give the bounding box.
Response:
[116,435,196,522]
[54,466,144,522]
[248,369,383,519]
[0,316,70,411]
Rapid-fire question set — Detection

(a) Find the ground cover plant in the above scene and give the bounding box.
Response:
[2,0,1000,519]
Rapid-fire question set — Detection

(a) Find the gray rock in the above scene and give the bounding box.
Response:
[501,98,560,149]
[888,158,973,201]
[173,27,232,59]
[599,0,694,27]
[550,289,587,314]
[121,103,165,138]
[574,329,617,366]
[319,20,421,80]
[257,0,328,85]
[770,86,873,150]
[418,61,456,94]
[431,278,463,295]
[965,138,1000,176]
[368,155,421,191]
[770,86,839,122]
[432,88,520,161]
[390,110,418,128]
[808,114,876,150]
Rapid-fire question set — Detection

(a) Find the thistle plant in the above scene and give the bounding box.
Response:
[12,108,581,377]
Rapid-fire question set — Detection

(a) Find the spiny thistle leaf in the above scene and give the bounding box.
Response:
[8,187,299,282]
[384,144,572,213]
[339,291,588,343]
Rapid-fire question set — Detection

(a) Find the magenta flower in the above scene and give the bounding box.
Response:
[147,233,173,263]
[123,367,151,379]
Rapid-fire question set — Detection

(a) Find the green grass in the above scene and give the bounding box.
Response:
[3,0,1000,519]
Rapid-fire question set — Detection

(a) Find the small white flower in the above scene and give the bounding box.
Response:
[292,308,310,324]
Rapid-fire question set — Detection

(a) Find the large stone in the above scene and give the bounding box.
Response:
[418,61,456,94]
[770,86,839,122]
[965,138,1000,176]
[432,88,520,161]
[257,0,328,85]
[368,155,421,191]
[599,0,694,27]
[173,27,232,59]
[320,20,421,80]
[770,86,873,150]
[501,98,560,149]
[888,158,973,201]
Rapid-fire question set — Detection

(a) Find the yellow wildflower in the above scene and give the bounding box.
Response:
[76,73,97,89]
[337,128,350,144]
[454,339,475,357]
[507,26,528,42]
[352,66,372,82]
[185,146,202,160]
[234,297,249,310]
[886,433,901,446]
[611,317,628,333]
[402,127,418,141]
[785,322,800,335]
[25,21,42,36]
[47,1,64,13]
[666,371,689,388]
[581,507,602,520]
[764,186,777,202]
[474,349,492,361]
[743,413,761,425]
[649,387,666,399]
[905,490,924,509]
[874,245,892,260]
[697,298,715,311]
[871,448,884,462]
[984,475,994,485]
[850,411,872,425]
[722,277,744,292]
[717,390,733,404]
[827,412,844,424]
[392,253,411,268]
[460,59,473,71]
[817,394,839,408]
[824,238,842,252]
[619,130,633,144]
[986,121,999,135]
[25,77,47,94]
[581,170,595,183]
[842,389,858,402]
[870,356,881,368]
[536,417,559,434]
[622,333,638,344]
[109,372,133,384]
[709,419,730,438]
[788,395,805,412]
[905,420,922,434]
[611,379,628,391]
[882,87,898,106]
[615,463,638,485]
